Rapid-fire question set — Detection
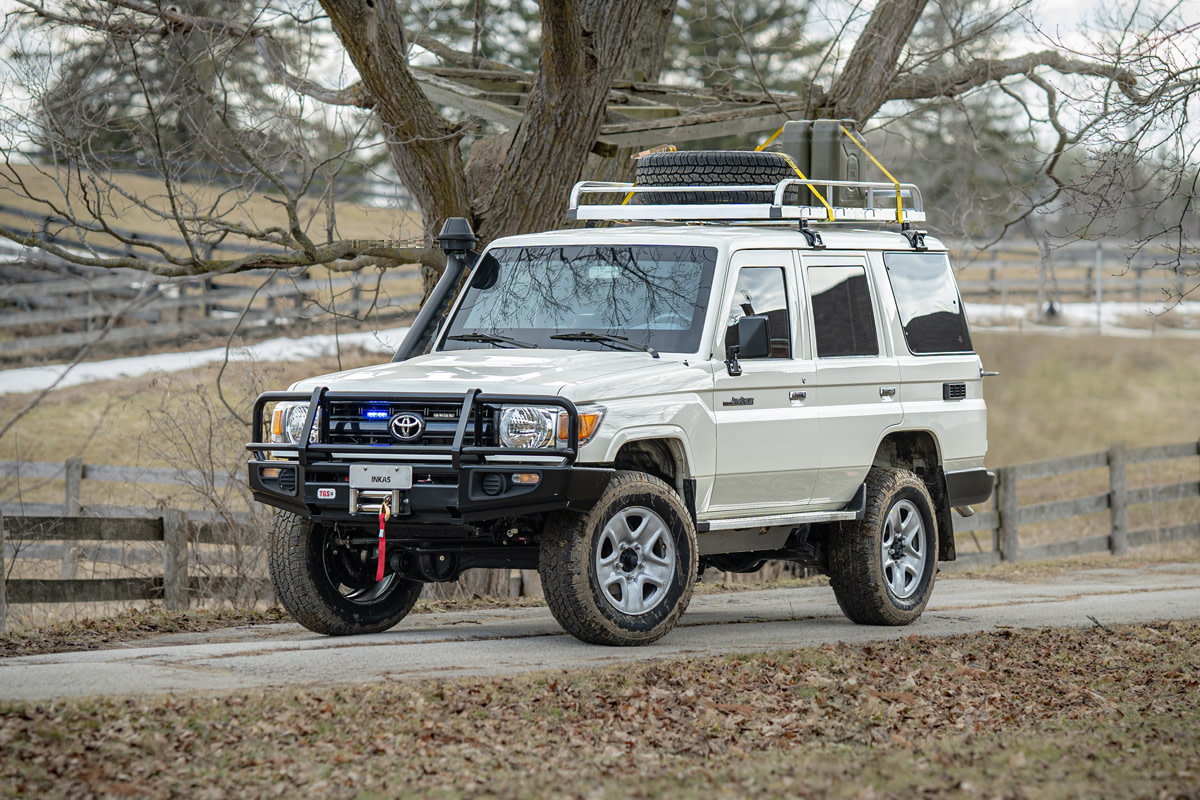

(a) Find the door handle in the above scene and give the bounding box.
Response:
[879,386,897,398]
[789,390,807,403]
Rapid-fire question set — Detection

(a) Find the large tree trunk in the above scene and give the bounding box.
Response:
[622,0,677,83]
[320,0,472,245]
[474,0,651,243]
[821,0,931,123]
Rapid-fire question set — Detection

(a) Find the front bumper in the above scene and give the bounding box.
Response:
[248,458,613,524]
[246,387,613,527]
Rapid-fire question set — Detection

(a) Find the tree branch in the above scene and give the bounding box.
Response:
[409,31,527,76]
[889,50,1142,104]
[17,0,376,108]
[0,225,442,276]
[823,0,931,122]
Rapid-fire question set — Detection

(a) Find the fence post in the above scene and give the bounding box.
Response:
[998,466,1020,562]
[162,509,189,612]
[1109,444,1128,556]
[1,510,7,635]
[61,458,83,580]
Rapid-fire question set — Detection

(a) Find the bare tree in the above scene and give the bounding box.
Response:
[0,0,1196,295]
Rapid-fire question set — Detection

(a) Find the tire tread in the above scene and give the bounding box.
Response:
[827,467,938,626]
[539,471,696,646]
[268,511,421,636]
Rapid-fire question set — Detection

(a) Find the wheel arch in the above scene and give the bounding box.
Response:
[611,437,691,498]
[872,429,955,562]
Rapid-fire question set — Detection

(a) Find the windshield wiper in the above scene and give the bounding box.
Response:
[550,331,659,358]
[446,333,539,349]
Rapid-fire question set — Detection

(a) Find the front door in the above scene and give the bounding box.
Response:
[710,250,820,518]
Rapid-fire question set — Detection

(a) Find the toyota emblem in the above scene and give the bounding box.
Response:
[389,412,425,441]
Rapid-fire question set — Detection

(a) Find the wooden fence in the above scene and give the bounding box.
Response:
[0,258,422,360]
[2,441,1199,632]
[949,241,1192,309]
[950,440,1200,568]
[0,457,239,519]
[0,510,261,634]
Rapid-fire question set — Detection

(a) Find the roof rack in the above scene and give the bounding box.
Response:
[567,178,926,225]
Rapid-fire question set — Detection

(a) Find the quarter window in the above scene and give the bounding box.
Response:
[883,252,973,354]
[808,265,879,357]
[724,266,790,358]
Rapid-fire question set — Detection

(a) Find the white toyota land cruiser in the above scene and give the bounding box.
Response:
[247,144,994,646]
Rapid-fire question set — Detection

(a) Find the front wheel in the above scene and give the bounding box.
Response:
[539,471,697,646]
[268,511,423,636]
[828,467,938,625]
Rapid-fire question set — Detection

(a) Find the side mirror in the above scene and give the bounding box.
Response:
[737,315,771,359]
[724,315,771,376]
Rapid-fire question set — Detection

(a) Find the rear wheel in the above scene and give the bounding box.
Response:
[268,511,423,636]
[828,467,938,625]
[539,471,697,646]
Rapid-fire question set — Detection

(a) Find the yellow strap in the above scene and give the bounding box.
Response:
[624,144,677,205]
[840,125,904,225]
[755,126,784,152]
[780,154,835,222]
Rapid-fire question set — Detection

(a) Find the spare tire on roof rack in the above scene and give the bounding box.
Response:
[634,150,803,205]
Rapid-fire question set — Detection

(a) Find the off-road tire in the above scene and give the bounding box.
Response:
[539,471,698,646]
[268,510,423,636]
[828,467,938,626]
[635,150,801,205]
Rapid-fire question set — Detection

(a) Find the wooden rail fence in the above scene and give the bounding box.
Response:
[0,260,422,360]
[0,510,260,634]
[950,440,1200,568]
[3,440,1199,632]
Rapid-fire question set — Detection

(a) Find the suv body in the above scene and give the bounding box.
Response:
[248,164,993,645]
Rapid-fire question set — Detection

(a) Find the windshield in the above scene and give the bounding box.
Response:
[441,244,718,354]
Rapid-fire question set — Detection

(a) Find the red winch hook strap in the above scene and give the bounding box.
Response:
[376,498,392,582]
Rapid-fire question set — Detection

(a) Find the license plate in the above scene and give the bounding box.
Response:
[350,464,413,490]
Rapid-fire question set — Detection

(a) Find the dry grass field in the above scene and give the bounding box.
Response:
[0,164,421,254]
[3,330,1199,467]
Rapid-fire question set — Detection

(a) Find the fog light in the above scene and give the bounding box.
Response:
[481,473,507,496]
[511,473,540,485]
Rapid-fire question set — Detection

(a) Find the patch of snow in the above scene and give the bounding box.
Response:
[0,326,410,397]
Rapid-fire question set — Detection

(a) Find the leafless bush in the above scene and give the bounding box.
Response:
[139,366,274,608]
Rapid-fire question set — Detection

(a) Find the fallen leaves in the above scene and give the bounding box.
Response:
[1,621,1199,799]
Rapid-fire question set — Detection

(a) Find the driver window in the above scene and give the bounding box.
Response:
[724,266,791,358]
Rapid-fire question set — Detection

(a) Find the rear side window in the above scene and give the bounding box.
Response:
[883,252,973,354]
[808,265,879,357]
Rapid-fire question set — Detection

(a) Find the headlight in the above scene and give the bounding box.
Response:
[499,406,557,449]
[270,402,320,444]
[498,405,605,449]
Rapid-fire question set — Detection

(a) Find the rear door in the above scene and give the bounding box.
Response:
[801,254,902,506]
[710,249,820,517]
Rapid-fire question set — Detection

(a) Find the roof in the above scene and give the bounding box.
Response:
[491,225,946,254]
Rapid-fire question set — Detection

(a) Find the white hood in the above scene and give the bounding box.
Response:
[290,349,695,401]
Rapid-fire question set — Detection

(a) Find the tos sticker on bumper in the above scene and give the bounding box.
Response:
[317,488,336,500]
